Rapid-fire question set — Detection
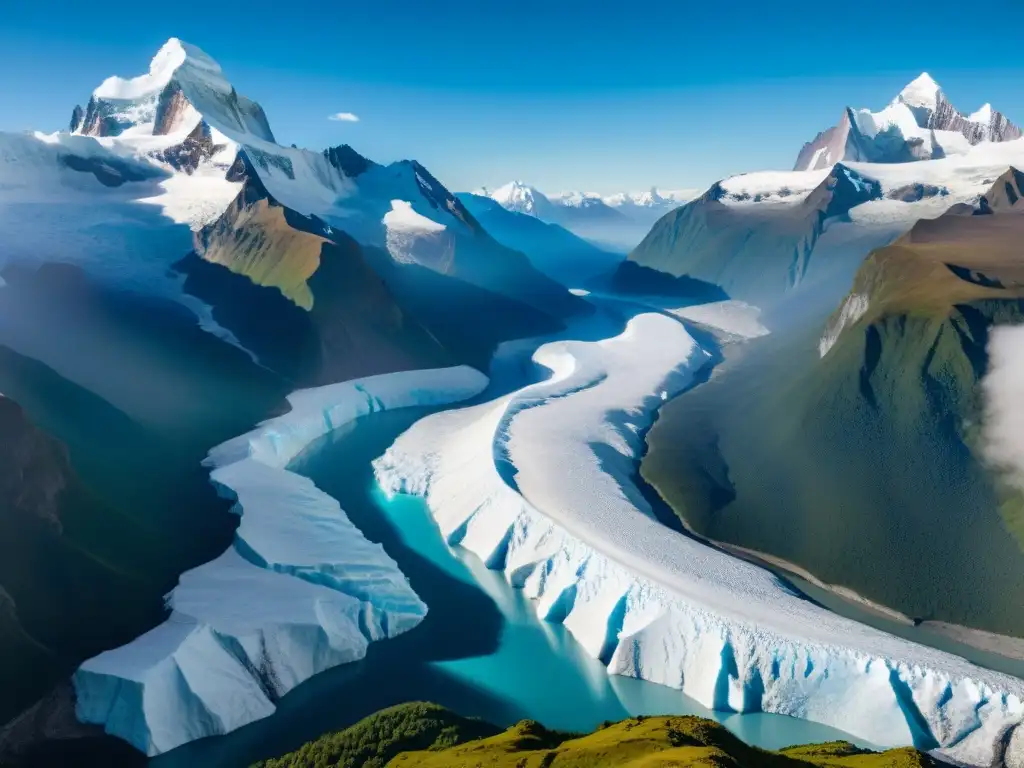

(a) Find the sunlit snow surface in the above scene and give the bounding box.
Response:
[74,366,488,756]
[374,313,1024,767]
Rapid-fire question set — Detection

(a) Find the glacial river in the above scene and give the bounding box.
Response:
[154,401,872,768]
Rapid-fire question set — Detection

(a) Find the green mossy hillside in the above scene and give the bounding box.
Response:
[251,702,501,768]
[255,703,940,768]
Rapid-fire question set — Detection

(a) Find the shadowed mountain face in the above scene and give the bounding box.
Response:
[0,259,297,734]
[179,149,587,383]
[178,158,452,385]
[0,395,78,710]
[456,192,624,286]
[643,173,1024,636]
[624,165,884,310]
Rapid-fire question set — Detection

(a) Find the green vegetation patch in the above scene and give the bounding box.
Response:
[251,702,501,768]
[255,704,940,768]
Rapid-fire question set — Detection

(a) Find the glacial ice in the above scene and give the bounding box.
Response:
[74,365,489,756]
[373,313,1024,768]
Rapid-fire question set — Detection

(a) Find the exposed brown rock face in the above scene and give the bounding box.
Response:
[152,82,193,135]
[794,110,853,172]
[194,183,327,309]
[152,120,224,175]
[77,96,112,137]
[929,95,1022,145]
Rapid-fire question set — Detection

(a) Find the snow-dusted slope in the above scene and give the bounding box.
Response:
[74,366,488,755]
[374,314,1024,768]
[487,180,561,221]
[795,72,1022,171]
[628,139,1024,313]
[0,128,246,357]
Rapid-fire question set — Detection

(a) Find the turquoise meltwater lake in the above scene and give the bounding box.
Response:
[153,402,873,768]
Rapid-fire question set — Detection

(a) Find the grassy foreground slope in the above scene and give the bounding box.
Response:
[256,703,938,768]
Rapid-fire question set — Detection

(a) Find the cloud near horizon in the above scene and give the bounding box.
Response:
[328,112,360,122]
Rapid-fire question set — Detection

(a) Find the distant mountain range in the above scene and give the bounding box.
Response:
[795,72,1022,171]
[474,180,697,250]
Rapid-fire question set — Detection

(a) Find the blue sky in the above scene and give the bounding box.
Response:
[3,1,1023,194]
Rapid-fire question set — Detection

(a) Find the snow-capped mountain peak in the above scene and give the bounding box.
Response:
[73,36,274,144]
[970,103,994,124]
[795,72,1022,171]
[602,187,696,209]
[93,37,187,101]
[553,190,605,208]
[489,180,555,218]
[894,71,940,109]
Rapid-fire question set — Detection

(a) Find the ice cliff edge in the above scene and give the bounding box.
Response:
[73,366,488,756]
[373,315,1024,768]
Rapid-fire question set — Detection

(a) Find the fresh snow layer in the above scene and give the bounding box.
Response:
[666,300,769,340]
[716,137,1024,212]
[93,39,188,100]
[382,199,447,233]
[896,72,941,109]
[74,366,488,756]
[970,104,995,125]
[374,313,1024,768]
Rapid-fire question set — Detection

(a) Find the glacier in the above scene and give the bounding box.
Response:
[373,313,1024,768]
[73,365,488,756]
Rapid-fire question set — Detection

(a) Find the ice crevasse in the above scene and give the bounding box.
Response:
[73,366,488,756]
[373,312,1024,768]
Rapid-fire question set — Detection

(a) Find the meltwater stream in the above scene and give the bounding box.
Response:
[153,401,871,768]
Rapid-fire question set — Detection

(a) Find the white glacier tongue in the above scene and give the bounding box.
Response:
[73,366,489,756]
[373,314,1024,768]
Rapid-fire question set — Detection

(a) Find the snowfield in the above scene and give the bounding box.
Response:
[74,366,488,756]
[374,313,1024,768]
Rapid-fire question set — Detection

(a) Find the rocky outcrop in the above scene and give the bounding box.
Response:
[152,120,224,175]
[794,110,855,171]
[68,105,83,134]
[152,82,194,135]
[323,143,378,178]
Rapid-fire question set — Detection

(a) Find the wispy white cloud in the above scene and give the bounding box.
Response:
[983,325,1024,490]
[328,112,360,122]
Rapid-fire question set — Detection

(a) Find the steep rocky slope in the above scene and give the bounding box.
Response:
[643,171,1024,635]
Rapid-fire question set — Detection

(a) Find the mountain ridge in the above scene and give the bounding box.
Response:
[795,73,1022,171]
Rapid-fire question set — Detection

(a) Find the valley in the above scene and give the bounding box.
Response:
[0,29,1023,768]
